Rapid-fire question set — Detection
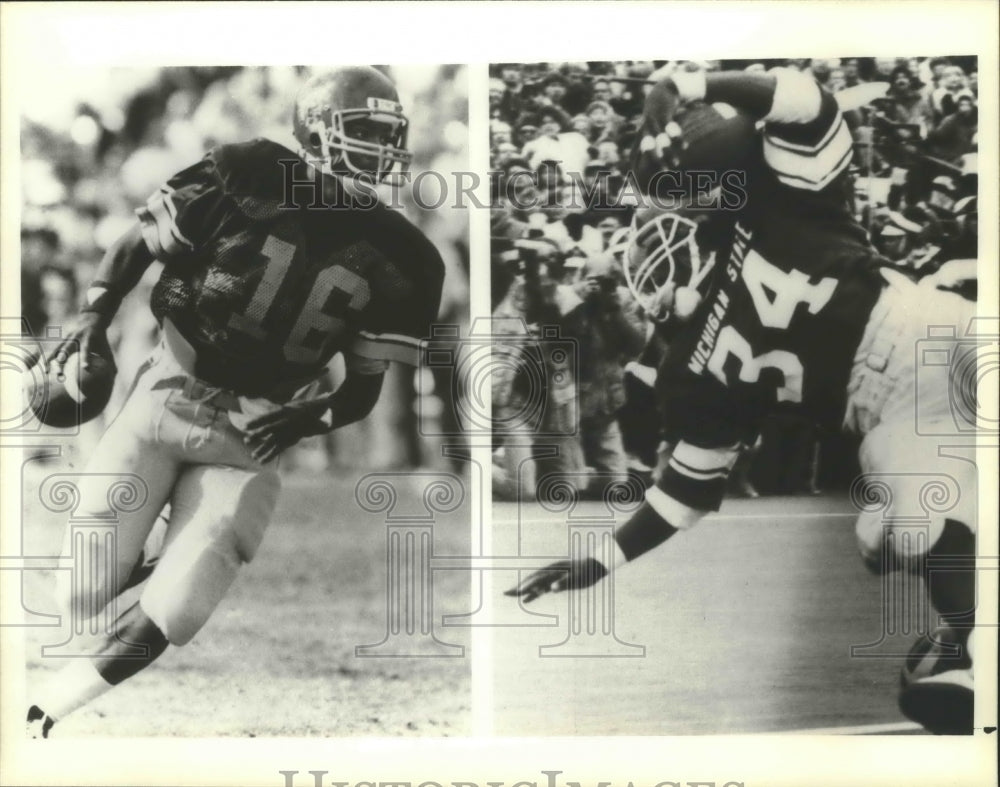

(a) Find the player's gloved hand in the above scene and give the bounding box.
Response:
[634,78,684,181]
[37,311,112,378]
[504,557,609,603]
[244,398,332,464]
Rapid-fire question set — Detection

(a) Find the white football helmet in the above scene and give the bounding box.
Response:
[623,207,715,321]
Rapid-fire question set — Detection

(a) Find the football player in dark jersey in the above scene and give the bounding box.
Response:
[27,66,445,738]
[507,66,978,735]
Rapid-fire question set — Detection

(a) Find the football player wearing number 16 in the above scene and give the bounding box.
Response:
[506,67,978,735]
[27,66,444,738]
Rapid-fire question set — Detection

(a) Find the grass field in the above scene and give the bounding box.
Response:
[492,495,929,736]
[20,455,471,738]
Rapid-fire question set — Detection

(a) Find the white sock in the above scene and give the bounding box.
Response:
[36,659,114,721]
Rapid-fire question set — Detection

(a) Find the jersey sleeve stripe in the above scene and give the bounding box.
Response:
[351,333,424,366]
[344,351,391,376]
[670,441,741,472]
[135,188,194,258]
[654,440,736,513]
[357,330,424,347]
[668,457,730,481]
[135,205,168,259]
[764,114,844,156]
[645,483,708,530]
[763,122,853,191]
[158,189,194,250]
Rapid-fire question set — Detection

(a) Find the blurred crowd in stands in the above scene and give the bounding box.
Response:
[489,57,980,501]
[20,66,469,472]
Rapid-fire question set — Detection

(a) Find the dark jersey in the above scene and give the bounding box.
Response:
[136,138,444,396]
[655,73,887,516]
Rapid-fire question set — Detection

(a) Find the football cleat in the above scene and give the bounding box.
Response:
[293,66,411,182]
[27,350,116,428]
[899,668,973,735]
[26,705,55,739]
[898,627,974,735]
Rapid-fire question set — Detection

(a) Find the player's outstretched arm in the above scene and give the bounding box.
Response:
[505,558,609,603]
[505,496,699,603]
[244,368,385,464]
[45,223,154,376]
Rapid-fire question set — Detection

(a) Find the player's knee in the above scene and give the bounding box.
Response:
[228,470,280,563]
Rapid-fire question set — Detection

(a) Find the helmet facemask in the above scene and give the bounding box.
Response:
[623,209,715,322]
[305,97,412,183]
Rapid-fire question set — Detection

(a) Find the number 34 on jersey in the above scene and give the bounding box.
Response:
[689,230,838,405]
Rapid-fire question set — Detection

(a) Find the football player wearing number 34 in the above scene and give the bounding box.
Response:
[506,67,978,735]
[27,66,444,738]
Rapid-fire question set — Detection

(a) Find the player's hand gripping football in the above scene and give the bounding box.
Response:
[504,557,609,603]
[28,311,113,378]
[244,398,332,464]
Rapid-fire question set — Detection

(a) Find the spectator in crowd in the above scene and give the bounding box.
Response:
[559,62,596,116]
[924,57,952,90]
[827,68,848,93]
[842,58,865,88]
[927,94,978,163]
[497,63,529,122]
[491,242,584,500]
[932,65,975,121]
[884,66,933,132]
[491,119,514,148]
[21,228,61,336]
[561,254,646,492]
[591,78,613,105]
[585,100,624,144]
[38,267,78,335]
[489,78,506,120]
[541,184,605,258]
[522,107,590,174]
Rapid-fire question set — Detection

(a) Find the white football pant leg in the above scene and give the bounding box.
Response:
[55,358,179,619]
[852,281,978,568]
[140,461,280,646]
